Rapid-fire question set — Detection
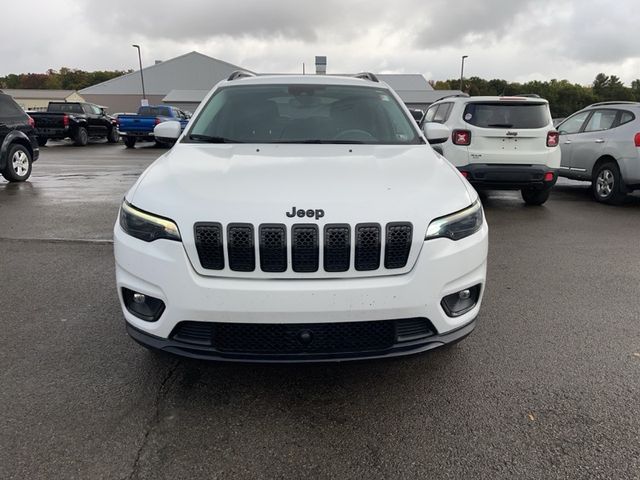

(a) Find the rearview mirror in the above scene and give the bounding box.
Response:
[154,121,182,143]
[422,122,450,145]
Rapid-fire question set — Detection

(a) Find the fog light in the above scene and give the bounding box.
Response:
[122,288,165,322]
[441,284,481,317]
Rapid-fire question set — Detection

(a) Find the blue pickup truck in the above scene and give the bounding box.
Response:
[117,105,190,148]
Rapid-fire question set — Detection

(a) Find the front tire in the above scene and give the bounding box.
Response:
[521,188,550,206]
[2,144,33,182]
[123,136,137,149]
[74,127,89,146]
[592,162,625,204]
[107,127,119,143]
[37,136,48,146]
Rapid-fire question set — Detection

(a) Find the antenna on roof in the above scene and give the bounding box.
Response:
[354,72,379,82]
[227,70,256,81]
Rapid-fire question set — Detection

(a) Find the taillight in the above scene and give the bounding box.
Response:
[28,116,35,128]
[63,114,69,127]
[546,131,559,147]
[634,132,640,147]
[460,170,469,179]
[154,117,162,125]
[452,129,471,146]
[544,172,555,182]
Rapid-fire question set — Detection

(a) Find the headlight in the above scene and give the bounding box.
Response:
[119,200,181,242]
[425,200,483,241]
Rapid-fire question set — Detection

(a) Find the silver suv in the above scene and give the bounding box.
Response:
[557,101,640,203]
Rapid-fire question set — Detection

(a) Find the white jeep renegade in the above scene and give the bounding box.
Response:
[425,95,561,205]
[114,72,488,362]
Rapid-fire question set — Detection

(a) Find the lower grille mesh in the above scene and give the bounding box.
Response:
[169,318,437,355]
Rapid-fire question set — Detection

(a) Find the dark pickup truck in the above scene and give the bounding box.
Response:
[30,102,119,146]
[117,105,190,148]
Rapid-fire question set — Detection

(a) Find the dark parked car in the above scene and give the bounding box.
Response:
[29,102,119,146]
[0,93,39,182]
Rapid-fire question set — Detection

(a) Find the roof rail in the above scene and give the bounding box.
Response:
[354,72,379,82]
[434,93,470,101]
[512,93,541,98]
[227,70,256,81]
[587,101,640,108]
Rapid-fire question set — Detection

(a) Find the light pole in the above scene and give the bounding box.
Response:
[460,55,468,92]
[132,44,146,103]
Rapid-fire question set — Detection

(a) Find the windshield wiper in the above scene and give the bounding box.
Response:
[487,123,514,128]
[188,134,243,143]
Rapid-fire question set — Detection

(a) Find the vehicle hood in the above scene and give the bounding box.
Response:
[128,143,474,229]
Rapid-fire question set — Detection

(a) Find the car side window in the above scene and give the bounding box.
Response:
[558,111,590,134]
[618,111,635,126]
[83,104,93,114]
[433,103,453,123]
[424,105,438,123]
[584,109,617,132]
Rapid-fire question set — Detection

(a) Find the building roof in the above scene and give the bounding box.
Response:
[399,90,466,105]
[0,89,78,99]
[80,51,251,96]
[377,74,434,91]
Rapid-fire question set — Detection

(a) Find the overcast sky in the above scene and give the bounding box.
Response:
[1,0,638,85]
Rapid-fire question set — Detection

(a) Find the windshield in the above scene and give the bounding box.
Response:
[185,84,421,144]
[463,102,550,129]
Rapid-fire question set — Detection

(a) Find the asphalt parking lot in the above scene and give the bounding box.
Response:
[1,141,639,480]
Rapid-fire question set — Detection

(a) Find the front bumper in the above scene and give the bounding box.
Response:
[114,220,488,361]
[126,316,477,362]
[460,164,557,190]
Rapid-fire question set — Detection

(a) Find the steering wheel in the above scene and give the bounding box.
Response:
[333,129,375,141]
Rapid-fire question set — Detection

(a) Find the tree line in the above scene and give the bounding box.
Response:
[0,67,133,91]
[432,73,640,117]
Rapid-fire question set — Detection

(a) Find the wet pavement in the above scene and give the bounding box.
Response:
[1,142,639,479]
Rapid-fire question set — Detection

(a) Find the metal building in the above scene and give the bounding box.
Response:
[0,89,85,111]
[79,51,250,113]
[81,50,462,114]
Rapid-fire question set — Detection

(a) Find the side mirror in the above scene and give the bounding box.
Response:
[154,121,182,142]
[422,122,450,145]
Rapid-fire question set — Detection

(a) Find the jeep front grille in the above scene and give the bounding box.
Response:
[193,222,413,274]
[227,224,255,272]
[323,224,350,272]
[354,223,381,271]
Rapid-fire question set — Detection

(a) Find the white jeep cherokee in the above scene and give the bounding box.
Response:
[114,72,488,362]
[425,95,561,205]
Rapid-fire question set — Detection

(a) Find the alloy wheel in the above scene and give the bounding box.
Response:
[12,150,29,177]
[595,169,614,198]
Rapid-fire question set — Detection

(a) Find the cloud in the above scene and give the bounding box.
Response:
[0,0,639,85]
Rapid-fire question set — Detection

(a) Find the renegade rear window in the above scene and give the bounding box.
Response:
[186,84,421,144]
[463,102,549,129]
